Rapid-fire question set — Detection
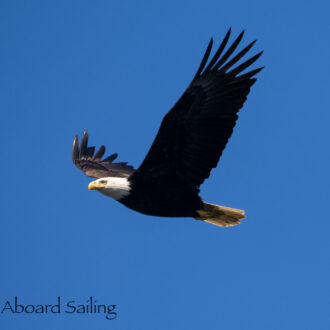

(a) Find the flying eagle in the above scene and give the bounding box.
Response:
[72,29,263,227]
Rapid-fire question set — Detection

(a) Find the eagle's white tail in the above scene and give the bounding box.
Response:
[195,202,245,227]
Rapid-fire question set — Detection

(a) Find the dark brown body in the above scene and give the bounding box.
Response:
[119,177,203,217]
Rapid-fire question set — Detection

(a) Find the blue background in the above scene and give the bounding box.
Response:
[1,1,329,329]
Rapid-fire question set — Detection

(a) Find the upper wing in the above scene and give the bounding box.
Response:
[131,29,263,188]
[72,130,135,178]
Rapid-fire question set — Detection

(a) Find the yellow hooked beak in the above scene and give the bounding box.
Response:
[88,180,106,191]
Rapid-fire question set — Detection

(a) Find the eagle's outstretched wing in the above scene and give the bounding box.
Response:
[72,130,135,178]
[131,29,263,188]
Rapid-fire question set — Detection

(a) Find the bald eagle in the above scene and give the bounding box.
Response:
[72,29,263,227]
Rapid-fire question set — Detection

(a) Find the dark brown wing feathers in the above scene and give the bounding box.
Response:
[72,30,262,188]
[72,130,134,178]
[133,29,263,188]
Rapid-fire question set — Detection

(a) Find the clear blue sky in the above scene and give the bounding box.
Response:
[1,1,329,329]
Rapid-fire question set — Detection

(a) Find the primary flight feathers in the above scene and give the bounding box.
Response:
[72,29,263,227]
[73,131,135,178]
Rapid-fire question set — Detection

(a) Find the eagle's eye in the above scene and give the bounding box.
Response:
[100,180,107,185]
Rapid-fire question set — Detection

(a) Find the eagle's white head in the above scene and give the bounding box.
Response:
[88,177,131,200]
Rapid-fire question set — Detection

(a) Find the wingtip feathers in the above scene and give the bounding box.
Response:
[194,29,263,81]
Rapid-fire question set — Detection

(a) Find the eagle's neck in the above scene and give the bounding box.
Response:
[102,177,131,200]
